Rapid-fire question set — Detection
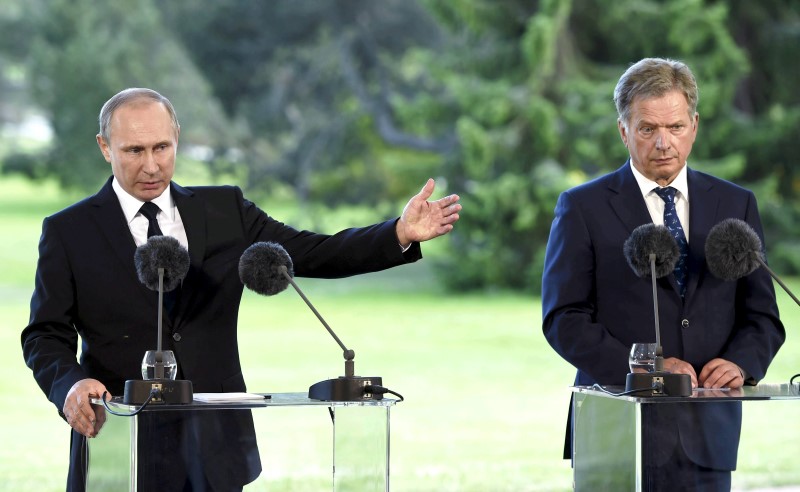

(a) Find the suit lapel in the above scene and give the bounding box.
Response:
[607,162,654,235]
[685,168,719,300]
[87,178,142,289]
[172,182,206,326]
[172,182,206,268]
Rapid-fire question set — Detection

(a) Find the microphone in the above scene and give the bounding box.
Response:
[622,224,692,397]
[124,236,193,405]
[238,241,293,296]
[705,218,800,307]
[240,242,380,401]
[134,235,190,292]
[623,223,680,279]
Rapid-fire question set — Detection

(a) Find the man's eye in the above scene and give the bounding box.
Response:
[640,127,653,135]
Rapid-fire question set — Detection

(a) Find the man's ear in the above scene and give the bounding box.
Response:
[618,119,629,147]
[96,134,112,163]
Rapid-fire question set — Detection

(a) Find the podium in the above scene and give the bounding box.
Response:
[570,383,800,491]
[87,392,396,491]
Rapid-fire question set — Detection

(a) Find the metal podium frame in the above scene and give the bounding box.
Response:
[570,383,800,491]
[88,392,396,491]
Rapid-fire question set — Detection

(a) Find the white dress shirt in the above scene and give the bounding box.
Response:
[630,162,690,241]
[112,178,189,249]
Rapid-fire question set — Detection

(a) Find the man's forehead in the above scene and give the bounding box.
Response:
[631,94,692,119]
[108,100,176,140]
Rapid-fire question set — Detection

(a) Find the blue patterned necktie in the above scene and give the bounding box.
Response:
[654,186,689,296]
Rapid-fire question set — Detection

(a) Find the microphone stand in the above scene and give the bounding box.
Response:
[124,268,193,404]
[279,266,383,401]
[754,256,800,308]
[625,254,692,397]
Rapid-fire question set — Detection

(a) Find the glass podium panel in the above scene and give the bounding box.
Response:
[571,383,800,492]
[333,405,390,492]
[572,391,638,491]
[88,393,395,492]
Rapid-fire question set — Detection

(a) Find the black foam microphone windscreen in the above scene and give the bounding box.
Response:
[134,235,191,291]
[239,242,294,296]
[623,223,680,278]
[705,218,764,281]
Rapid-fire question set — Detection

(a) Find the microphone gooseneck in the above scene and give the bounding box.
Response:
[623,224,680,369]
[134,236,190,354]
[240,242,355,365]
[239,241,382,401]
[125,235,193,405]
[622,224,692,397]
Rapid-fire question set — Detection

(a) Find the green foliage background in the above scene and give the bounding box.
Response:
[2,0,799,293]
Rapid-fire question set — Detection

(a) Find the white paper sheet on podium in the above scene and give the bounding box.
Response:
[193,392,267,403]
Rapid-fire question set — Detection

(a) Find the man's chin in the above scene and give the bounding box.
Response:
[135,185,168,201]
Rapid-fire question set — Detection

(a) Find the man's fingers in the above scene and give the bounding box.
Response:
[417,178,435,201]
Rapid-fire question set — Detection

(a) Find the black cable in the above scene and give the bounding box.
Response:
[101,390,157,417]
[364,385,404,402]
[790,374,800,386]
[590,383,660,397]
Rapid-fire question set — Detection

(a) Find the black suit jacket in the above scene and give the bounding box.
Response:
[542,162,784,470]
[22,177,421,490]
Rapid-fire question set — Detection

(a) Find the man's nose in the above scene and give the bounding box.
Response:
[142,151,158,173]
[655,128,671,150]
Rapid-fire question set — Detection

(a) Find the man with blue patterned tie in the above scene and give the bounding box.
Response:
[542,58,784,490]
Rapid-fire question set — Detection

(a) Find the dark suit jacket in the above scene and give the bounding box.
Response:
[542,162,784,471]
[22,177,421,490]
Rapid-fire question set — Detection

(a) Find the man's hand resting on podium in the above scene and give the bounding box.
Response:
[63,378,108,438]
[662,357,745,390]
[698,358,745,389]
[663,357,699,388]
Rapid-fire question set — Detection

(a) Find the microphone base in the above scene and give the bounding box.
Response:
[123,379,193,405]
[309,376,383,401]
[625,372,692,397]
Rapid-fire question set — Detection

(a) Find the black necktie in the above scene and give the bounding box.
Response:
[138,201,178,314]
[139,202,163,237]
[654,186,689,296]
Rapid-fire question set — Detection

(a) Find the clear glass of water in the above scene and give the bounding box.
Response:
[141,350,178,380]
[628,343,657,373]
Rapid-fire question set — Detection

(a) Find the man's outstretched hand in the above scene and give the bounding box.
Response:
[396,178,461,247]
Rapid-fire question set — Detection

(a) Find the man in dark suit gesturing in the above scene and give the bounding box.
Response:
[542,58,784,490]
[22,88,461,491]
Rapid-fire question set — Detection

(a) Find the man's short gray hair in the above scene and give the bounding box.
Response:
[98,88,179,142]
[613,58,698,126]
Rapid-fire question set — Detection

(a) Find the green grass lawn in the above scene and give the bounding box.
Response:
[1,176,799,491]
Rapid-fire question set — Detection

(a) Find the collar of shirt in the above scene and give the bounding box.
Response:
[111,178,188,249]
[629,161,690,239]
[112,177,175,225]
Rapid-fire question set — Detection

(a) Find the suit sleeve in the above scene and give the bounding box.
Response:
[541,191,630,384]
[233,187,422,278]
[21,217,87,416]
